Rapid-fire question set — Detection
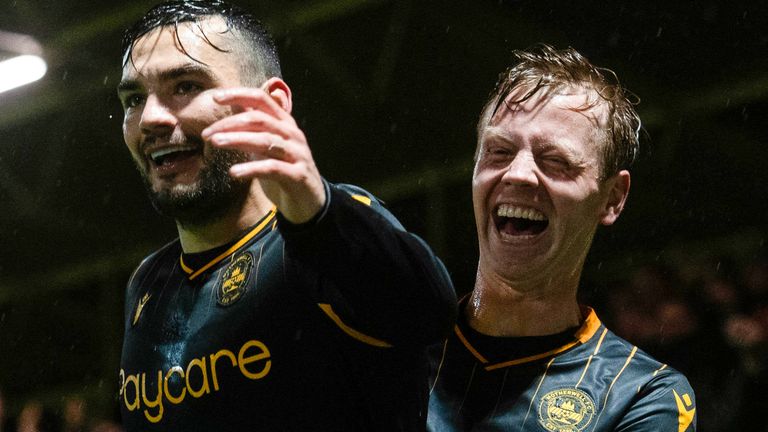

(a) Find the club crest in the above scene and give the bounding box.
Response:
[216,252,254,306]
[538,388,596,432]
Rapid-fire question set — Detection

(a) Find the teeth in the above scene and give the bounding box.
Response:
[496,204,547,221]
[149,146,197,163]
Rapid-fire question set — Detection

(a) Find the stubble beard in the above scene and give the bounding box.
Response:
[140,146,251,229]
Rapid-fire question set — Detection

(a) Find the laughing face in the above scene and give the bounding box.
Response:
[473,87,629,288]
[118,18,251,226]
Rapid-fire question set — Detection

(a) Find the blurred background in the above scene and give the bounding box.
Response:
[0,0,766,430]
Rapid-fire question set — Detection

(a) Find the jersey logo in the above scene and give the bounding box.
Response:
[673,389,696,431]
[216,252,254,306]
[538,388,596,432]
[132,292,151,326]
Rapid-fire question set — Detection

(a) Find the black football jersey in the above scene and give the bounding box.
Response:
[119,182,457,431]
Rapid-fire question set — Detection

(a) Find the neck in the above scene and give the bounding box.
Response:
[177,182,273,253]
[466,266,583,337]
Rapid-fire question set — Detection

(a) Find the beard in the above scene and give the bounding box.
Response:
[140,146,251,228]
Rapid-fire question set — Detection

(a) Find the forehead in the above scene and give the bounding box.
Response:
[122,17,240,81]
[481,87,608,148]
[492,86,607,128]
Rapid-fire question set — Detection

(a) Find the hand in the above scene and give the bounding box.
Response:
[202,86,326,224]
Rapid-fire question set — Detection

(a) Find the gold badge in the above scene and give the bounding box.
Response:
[216,252,254,306]
[538,388,596,432]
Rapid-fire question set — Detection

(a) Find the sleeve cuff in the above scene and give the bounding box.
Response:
[275,179,332,234]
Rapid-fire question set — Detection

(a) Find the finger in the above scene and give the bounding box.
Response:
[213,88,292,122]
[202,109,302,142]
[209,132,296,161]
[229,158,304,180]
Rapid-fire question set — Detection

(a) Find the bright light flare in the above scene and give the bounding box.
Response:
[0,54,47,94]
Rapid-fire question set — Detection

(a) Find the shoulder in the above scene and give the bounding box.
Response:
[126,240,180,294]
[330,183,384,208]
[605,330,694,412]
[326,182,405,230]
[333,183,378,200]
[596,328,687,383]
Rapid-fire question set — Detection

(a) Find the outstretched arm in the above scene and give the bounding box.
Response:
[202,81,456,348]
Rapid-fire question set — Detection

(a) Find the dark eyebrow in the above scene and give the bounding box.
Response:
[116,79,140,94]
[117,63,215,94]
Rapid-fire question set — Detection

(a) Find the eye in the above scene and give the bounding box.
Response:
[538,153,585,179]
[485,145,512,158]
[121,93,146,110]
[541,156,569,168]
[175,81,202,95]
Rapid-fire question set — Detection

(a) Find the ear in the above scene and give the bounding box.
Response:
[261,77,293,114]
[599,170,630,226]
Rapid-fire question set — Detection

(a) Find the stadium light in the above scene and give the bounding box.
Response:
[0,30,47,95]
[0,54,47,94]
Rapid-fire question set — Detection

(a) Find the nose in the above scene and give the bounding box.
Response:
[139,94,176,136]
[501,152,538,187]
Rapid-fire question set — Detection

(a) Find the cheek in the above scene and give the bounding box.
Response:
[471,174,490,206]
[471,171,498,221]
[551,185,605,224]
[122,118,139,149]
[177,96,233,130]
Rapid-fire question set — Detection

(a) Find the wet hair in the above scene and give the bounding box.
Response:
[121,0,281,85]
[478,44,640,179]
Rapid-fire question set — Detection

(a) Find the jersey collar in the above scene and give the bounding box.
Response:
[454,296,603,371]
[179,208,277,281]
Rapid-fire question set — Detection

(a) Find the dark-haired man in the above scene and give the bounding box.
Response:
[115,1,456,430]
[427,45,697,431]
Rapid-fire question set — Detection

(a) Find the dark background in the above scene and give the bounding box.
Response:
[1,0,766,429]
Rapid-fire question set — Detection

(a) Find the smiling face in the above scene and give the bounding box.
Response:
[118,17,252,225]
[473,87,629,290]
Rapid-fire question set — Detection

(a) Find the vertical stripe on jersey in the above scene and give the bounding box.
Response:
[519,357,555,430]
[575,328,608,389]
[592,345,638,430]
[430,340,450,395]
[456,363,478,414]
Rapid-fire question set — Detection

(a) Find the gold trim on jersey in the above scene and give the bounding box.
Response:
[575,328,608,389]
[429,339,451,395]
[455,307,603,371]
[521,357,556,427]
[317,303,393,348]
[351,194,372,206]
[590,345,638,429]
[180,208,277,281]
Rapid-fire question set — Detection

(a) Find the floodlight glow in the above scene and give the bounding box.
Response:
[0,54,47,94]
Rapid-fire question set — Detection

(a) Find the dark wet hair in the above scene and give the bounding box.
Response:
[121,0,281,84]
[478,44,640,179]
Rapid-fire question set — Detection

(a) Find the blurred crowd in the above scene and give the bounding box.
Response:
[0,393,122,432]
[1,253,765,431]
[600,252,768,431]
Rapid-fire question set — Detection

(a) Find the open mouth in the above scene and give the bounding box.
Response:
[494,204,549,237]
[147,145,201,168]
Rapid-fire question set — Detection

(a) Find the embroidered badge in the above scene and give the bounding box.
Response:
[216,252,254,306]
[538,388,596,432]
